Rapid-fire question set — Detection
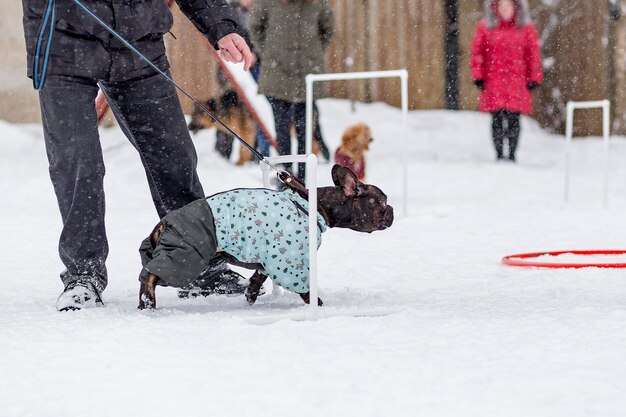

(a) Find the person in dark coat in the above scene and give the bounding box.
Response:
[470,0,543,162]
[250,0,334,181]
[22,0,253,311]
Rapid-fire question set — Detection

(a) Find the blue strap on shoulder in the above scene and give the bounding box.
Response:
[33,0,56,90]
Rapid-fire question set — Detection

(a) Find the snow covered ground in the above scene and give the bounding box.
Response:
[2,99,626,417]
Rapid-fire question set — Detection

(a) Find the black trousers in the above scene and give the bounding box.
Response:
[39,72,204,292]
[267,97,328,182]
[492,110,521,159]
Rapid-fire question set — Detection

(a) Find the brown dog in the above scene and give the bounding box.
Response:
[334,123,373,182]
[187,90,255,165]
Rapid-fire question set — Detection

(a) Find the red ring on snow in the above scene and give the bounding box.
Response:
[502,250,626,269]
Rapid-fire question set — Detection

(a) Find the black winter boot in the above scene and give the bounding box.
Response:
[507,112,521,162]
[178,256,248,298]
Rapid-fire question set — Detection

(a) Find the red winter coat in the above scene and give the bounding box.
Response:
[471,19,542,114]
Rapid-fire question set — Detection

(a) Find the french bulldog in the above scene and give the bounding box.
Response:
[138,164,393,309]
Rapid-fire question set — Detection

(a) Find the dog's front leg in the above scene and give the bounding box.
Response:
[299,292,323,306]
[138,273,159,310]
[245,270,268,305]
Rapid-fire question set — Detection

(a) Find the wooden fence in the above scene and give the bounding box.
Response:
[166,0,625,136]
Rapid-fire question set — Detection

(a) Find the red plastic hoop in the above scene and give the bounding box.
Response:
[502,250,626,269]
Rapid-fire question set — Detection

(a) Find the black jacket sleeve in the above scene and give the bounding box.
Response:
[175,0,242,48]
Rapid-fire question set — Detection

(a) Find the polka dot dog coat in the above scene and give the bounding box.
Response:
[206,188,328,293]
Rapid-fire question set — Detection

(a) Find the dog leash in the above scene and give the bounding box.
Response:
[32,0,56,90]
[39,0,282,173]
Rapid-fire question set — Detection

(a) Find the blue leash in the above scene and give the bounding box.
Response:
[33,0,56,90]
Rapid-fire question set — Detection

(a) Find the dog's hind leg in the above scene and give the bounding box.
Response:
[138,222,165,310]
[138,273,159,310]
[245,270,269,305]
[149,222,165,248]
[299,292,324,306]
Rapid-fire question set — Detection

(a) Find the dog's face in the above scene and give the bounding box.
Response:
[321,165,394,233]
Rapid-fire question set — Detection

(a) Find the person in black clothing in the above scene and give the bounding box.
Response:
[22,0,253,311]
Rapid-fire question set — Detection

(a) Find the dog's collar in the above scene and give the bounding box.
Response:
[278,171,331,227]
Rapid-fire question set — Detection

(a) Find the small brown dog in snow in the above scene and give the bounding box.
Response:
[334,123,373,182]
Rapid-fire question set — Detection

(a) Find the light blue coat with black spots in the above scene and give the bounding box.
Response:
[205,188,328,294]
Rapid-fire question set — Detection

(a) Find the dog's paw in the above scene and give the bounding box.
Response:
[138,283,156,310]
[245,271,269,305]
[245,284,267,305]
[245,287,259,305]
[299,292,323,306]
[138,294,156,310]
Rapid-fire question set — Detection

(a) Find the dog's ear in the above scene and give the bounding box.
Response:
[331,164,360,197]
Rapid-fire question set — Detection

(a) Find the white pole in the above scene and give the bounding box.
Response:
[306,153,319,308]
[565,102,574,202]
[305,70,411,82]
[305,75,315,183]
[400,70,409,217]
[564,100,612,206]
[261,159,271,188]
[602,100,611,208]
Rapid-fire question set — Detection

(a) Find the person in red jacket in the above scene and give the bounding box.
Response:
[471,0,543,162]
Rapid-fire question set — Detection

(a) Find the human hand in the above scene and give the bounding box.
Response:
[239,0,255,9]
[527,81,540,91]
[474,79,485,90]
[217,33,253,71]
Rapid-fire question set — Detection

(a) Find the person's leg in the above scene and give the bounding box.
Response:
[99,71,204,218]
[491,110,505,160]
[255,125,271,158]
[39,75,108,294]
[313,102,330,162]
[507,112,521,161]
[268,96,294,172]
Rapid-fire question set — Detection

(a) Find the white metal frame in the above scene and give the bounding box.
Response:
[305,70,410,216]
[564,100,611,207]
[260,154,320,308]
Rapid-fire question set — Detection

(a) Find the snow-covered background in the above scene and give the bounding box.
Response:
[2,99,626,416]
